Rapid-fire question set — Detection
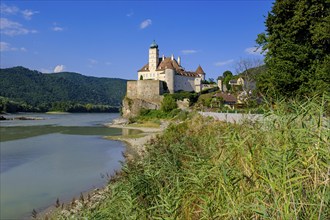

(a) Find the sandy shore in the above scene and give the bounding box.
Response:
[37,121,168,219]
[104,122,167,157]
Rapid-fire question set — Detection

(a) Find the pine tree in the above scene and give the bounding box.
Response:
[257,0,330,97]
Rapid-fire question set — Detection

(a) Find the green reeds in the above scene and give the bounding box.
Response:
[60,95,329,219]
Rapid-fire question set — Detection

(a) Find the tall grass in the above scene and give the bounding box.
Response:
[60,96,329,219]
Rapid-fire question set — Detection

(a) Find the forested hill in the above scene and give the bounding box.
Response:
[0,66,127,111]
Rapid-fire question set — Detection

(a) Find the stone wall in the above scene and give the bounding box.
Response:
[126,80,164,102]
[126,81,138,98]
[137,80,164,102]
[124,80,165,118]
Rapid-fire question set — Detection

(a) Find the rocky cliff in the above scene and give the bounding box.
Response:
[121,96,163,118]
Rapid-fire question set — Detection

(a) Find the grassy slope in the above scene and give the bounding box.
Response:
[57,96,329,219]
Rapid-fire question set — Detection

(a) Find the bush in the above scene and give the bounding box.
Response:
[161,95,177,112]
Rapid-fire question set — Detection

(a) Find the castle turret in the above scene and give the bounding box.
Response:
[149,40,159,71]
[196,65,206,81]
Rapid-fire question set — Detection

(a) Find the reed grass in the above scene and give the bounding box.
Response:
[58,95,329,219]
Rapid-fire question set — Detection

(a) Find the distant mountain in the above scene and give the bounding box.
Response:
[0,66,127,109]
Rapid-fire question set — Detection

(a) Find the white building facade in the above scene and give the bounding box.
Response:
[137,41,205,93]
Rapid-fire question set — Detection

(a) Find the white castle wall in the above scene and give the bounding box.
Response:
[165,69,175,93]
[174,75,196,92]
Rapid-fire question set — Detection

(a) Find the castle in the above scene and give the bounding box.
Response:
[126,41,206,102]
[138,41,205,93]
[123,41,207,117]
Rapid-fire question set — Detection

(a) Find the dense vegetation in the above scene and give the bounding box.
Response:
[56,96,329,219]
[0,66,127,112]
[257,0,330,97]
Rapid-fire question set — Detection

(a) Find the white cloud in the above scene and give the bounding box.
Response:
[214,59,234,66]
[0,4,19,15]
[140,19,152,29]
[52,26,64,32]
[0,18,37,36]
[52,22,64,32]
[0,4,38,20]
[0,41,11,51]
[126,11,134,17]
[21,9,39,20]
[181,49,197,55]
[245,47,264,55]
[53,65,65,73]
[0,41,26,52]
[88,59,98,65]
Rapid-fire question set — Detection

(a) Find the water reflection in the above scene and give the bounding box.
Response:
[0,113,140,219]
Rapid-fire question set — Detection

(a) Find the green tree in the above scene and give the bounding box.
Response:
[208,78,215,84]
[222,70,233,91]
[257,0,330,97]
[223,70,233,79]
[161,95,177,112]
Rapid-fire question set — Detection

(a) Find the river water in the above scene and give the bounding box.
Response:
[0,113,131,219]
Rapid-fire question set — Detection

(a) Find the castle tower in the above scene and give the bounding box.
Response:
[195,65,206,81]
[149,40,159,71]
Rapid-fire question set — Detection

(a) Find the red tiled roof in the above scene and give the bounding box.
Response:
[138,63,149,72]
[213,93,237,103]
[196,65,205,75]
[138,57,204,78]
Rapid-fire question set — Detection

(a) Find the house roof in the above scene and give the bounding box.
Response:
[213,92,237,103]
[195,65,205,75]
[138,57,204,78]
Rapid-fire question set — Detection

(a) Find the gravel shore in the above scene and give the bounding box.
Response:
[37,121,168,219]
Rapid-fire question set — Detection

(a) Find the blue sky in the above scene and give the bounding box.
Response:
[0,0,274,80]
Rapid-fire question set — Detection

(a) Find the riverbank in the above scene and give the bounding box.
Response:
[36,120,169,220]
[104,121,168,158]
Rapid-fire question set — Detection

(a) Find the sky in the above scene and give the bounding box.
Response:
[0,0,274,80]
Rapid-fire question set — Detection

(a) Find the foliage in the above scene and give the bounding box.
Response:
[201,87,219,94]
[64,95,329,219]
[222,70,233,91]
[0,96,38,113]
[202,79,216,85]
[208,78,215,84]
[170,91,199,105]
[222,70,233,79]
[201,79,209,84]
[50,102,119,113]
[161,95,178,112]
[0,66,127,111]
[195,92,218,108]
[257,0,330,97]
[0,96,119,113]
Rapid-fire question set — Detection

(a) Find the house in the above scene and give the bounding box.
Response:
[218,77,256,92]
[213,92,237,107]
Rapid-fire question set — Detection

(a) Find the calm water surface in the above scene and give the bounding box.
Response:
[0,113,133,219]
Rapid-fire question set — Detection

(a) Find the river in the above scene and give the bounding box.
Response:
[0,113,132,219]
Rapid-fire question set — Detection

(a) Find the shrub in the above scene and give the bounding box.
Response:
[57,95,330,219]
[161,95,177,112]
